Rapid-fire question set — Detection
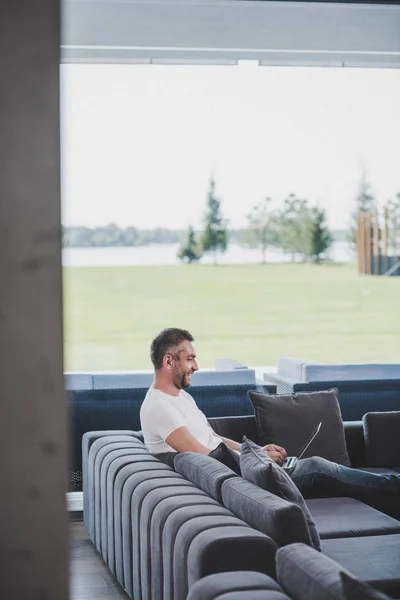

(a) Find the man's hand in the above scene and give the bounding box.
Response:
[263,443,287,466]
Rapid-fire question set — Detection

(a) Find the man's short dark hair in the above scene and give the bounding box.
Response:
[150,328,195,370]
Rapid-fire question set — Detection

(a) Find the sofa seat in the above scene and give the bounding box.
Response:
[306,497,400,539]
[321,533,400,597]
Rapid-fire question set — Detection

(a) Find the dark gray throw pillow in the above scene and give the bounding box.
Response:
[248,389,350,466]
[340,571,392,600]
[241,437,321,551]
[208,442,241,475]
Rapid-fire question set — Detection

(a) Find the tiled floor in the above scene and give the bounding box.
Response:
[69,520,130,600]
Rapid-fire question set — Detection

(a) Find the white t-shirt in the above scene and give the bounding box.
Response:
[140,386,222,454]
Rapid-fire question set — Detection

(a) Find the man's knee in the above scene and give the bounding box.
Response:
[300,456,334,472]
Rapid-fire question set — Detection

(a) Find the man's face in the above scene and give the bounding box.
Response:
[171,341,198,389]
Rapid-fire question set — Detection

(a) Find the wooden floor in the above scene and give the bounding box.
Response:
[69,518,130,600]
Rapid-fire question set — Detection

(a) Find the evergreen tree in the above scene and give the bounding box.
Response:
[310,207,333,262]
[201,177,227,265]
[177,226,202,263]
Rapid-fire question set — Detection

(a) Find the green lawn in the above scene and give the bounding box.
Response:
[63,263,400,371]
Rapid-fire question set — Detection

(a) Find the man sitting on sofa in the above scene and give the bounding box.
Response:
[140,327,400,497]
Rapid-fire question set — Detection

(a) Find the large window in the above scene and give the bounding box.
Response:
[61,64,400,371]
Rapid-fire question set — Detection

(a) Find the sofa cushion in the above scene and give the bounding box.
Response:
[248,389,350,466]
[363,411,400,467]
[174,451,238,502]
[321,534,400,597]
[276,543,393,600]
[306,497,400,539]
[221,477,313,548]
[340,571,393,600]
[240,437,320,550]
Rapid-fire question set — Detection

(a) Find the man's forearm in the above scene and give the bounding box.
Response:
[220,436,242,452]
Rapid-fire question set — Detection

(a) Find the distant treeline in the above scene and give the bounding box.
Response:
[62,224,258,248]
[62,225,185,247]
[62,223,345,249]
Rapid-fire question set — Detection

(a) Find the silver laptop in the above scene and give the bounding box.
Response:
[282,422,322,470]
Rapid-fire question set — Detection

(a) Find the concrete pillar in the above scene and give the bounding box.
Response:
[0,2,68,599]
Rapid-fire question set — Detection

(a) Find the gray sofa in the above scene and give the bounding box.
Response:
[83,412,400,600]
[83,431,277,600]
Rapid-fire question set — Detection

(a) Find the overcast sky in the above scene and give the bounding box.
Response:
[60,63,400,230]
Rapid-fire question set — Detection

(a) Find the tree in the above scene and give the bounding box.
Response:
[385,193,400,256]
[200,177,227,265]
[277,194,314,261]
[243,197,274,264]
[310,207,333,262]
[348,168,376,248]
[177,226,202,263]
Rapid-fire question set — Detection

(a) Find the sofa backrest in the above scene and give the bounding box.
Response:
[208,414,258,444]
[209,415,367,467]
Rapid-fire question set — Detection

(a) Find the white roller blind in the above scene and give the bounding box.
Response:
[61,0,400,67]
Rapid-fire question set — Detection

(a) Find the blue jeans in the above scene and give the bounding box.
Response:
[290,457,400,497]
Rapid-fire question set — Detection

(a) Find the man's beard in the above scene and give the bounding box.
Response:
[173,368,191,389]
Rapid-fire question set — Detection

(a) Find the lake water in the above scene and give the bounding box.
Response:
[62,241,353,267]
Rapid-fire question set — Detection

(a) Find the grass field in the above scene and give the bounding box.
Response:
[63,262,400,371]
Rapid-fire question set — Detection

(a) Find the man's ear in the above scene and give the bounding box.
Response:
[163,354,173,370]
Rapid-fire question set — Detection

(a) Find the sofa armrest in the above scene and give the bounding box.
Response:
[187,527,278,588]
[363,411,400,467]
[344,421,366,467]
[187,571,285,600]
